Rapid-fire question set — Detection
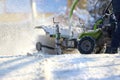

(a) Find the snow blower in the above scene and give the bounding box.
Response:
[35,1,116,54]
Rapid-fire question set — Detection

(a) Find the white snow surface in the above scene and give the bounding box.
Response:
[0,53,120,80]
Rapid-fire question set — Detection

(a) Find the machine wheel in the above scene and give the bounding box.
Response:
[36,42,42,51]
[78,36,95,54]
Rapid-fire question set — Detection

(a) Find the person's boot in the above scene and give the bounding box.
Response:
[105,47,118,53]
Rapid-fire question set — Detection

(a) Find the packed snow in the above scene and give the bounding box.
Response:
[0,52,120,80]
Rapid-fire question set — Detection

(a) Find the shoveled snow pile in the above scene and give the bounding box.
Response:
[0,53,120,80]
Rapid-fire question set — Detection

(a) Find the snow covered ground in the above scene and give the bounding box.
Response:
[0,52,120,80]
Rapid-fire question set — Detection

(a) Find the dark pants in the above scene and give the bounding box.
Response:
[111,12,120,48]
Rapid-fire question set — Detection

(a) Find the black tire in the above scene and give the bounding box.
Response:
[78,36,95,54]
[36,42,42,51]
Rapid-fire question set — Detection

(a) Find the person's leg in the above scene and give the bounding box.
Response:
[110,13,120,53]
[111,23,120,48]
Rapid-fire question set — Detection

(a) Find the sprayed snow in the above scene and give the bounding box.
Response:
[0,21,46,55]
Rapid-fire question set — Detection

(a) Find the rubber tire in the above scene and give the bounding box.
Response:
[78,36,95,54]
[36,42,42,51]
